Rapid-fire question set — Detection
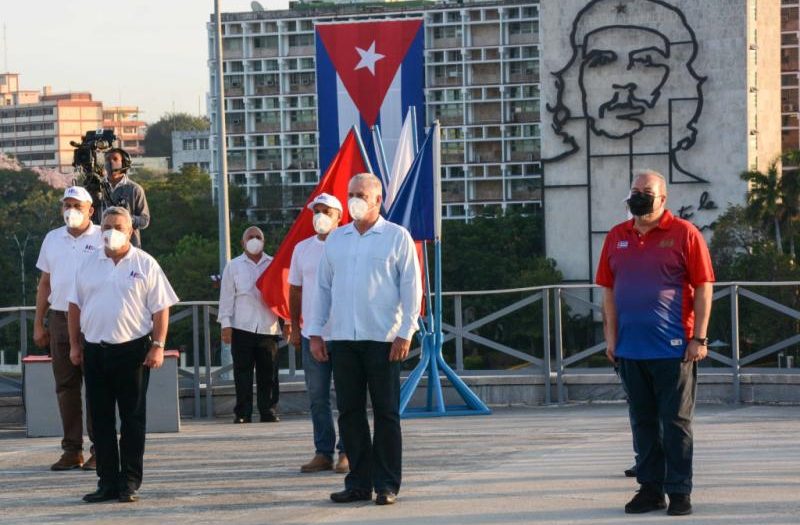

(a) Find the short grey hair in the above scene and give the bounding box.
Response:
[242,226,264,241]
[102,206,133,229]
[632,169,668,195]
[349,172,383,193]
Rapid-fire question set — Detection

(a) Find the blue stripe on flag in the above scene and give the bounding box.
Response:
[316,36,340,174]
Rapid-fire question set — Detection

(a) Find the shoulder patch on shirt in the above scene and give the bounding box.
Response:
[616,240,629,249]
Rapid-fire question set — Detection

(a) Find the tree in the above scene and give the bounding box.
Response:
[779,151,800,260]
[740,160,784,253]
[0,170,61,306]
[143,112,209,158]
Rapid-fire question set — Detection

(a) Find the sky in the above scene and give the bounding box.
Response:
[3,0,290,123]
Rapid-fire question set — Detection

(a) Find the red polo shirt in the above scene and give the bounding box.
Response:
[596,210,715,359]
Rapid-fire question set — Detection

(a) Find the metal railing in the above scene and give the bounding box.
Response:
[2,282,798,416]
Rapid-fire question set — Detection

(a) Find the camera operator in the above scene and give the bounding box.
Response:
[102,148,150,248]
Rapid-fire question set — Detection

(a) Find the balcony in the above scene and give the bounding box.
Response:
[254,122,281,133]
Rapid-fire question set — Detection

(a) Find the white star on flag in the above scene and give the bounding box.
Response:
[354,41,385,76]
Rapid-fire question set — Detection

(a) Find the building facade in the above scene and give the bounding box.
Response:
[209,0,540,224]
[0,73,103,172]
[172,129,212,173]
[102,106,147,156]
[782,1,800,163]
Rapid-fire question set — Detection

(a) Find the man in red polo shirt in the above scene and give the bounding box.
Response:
[596,170,714,517]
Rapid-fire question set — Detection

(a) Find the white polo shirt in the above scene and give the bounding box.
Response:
[36,224,103,312]
[217,252,280,335]
[287,235,331,340]
[307,216,422,342]
[68,246,179,344]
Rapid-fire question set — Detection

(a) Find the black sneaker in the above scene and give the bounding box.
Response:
[667,493,692,516]
[625,484,666,514]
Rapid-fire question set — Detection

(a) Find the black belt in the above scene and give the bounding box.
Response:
[96,335,150,350]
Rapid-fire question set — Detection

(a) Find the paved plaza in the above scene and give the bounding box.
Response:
[1,404,799,524]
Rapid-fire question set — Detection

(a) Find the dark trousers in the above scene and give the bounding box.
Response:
[231,329,277,419]
[48,310,93,452]
[83,337,150,492]
[618,358,697,495]
[271,345,280,411]
[331,340,401,493]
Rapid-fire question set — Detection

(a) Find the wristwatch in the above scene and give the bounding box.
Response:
[692,336,709,346]
[151,340,165,349]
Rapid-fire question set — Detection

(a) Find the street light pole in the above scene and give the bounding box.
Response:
[213,0,233,379]
[214,0,231,274]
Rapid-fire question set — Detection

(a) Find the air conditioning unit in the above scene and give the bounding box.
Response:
[783,104,796,112]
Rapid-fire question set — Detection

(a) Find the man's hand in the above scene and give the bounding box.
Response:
[389,337,411,362]
[290,325,301,348]
[144,345,164,369]
[605,342,616,364]
[683,340,707,363]
[282,323,293,344]
[221,327,232,345]
[33,323,50,350]
[310,336,328,362]
[69,345,83,366]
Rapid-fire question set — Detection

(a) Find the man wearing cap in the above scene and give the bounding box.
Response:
[218,226,282,424]
[34,186,103,471]
[288,193,348,474]
[102,148,149,248]
[68,206,178,503]
[307,173,422,506]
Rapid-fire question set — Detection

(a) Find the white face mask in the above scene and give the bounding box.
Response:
[63,208,84,229]
[103,228,128,252]
[312,212,334,235]
[348,197,370,221]
[245,238,264,255]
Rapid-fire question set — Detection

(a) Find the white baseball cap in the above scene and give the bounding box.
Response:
[306,192,343,213]
[61,186,93,203]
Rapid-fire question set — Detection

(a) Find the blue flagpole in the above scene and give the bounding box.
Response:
[371,124,391,190]
[400,121,491,418]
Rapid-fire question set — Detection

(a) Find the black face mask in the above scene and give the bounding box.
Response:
[627,192,656,216]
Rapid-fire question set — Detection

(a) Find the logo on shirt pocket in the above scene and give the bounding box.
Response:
[670,339,683,346]
[616,240,629,249]
[659,239,675,248]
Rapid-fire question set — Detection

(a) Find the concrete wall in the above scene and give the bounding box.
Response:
[540,0,779,281]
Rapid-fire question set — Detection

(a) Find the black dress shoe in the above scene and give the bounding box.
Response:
[233,416,251,424]
[667,493,692,515]
[260,412,280,423]
[625,484,666,514]
[624,464,638,478]
[118,488,139,503]
[82,488,119,503]
[375,490,397,505]
[330,488,372,503]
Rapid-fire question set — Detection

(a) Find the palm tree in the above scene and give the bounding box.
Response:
[780,151,800,260]
[740,160,784,254]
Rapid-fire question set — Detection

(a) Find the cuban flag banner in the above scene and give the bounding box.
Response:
[315,19,425,178]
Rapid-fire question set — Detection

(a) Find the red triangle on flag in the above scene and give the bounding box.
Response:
[317,19,423,127]
[256,129,368,320]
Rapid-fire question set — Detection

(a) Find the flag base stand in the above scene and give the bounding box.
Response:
[400,330,491,418]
